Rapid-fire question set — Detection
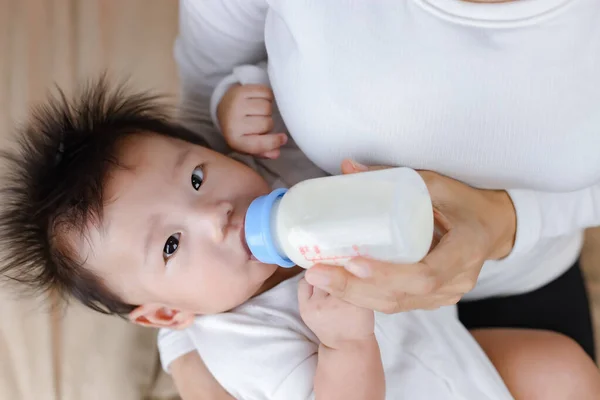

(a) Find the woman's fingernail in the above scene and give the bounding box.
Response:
[345,260,371,278]
[306,270,331,288]
[350,160,368,172]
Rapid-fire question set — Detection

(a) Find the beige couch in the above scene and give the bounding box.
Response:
[0,293,178,400]
[0,1,182,398]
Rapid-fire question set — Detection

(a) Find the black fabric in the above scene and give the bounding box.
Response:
[458,260,597,361]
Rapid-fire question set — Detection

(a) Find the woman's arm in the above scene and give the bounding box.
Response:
[506,185,600,258]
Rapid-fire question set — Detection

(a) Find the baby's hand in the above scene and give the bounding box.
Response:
[217,84,288,159]
[298,277,375,350]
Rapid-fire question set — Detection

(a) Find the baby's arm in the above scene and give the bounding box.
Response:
[216,81,287,159]
[298,278,385,400]
[170,352,234,400]
[176,0,269,154]
[157,328,233,400]
[315,337,385,400]
[158,314,318,400]
[211,62,288,159]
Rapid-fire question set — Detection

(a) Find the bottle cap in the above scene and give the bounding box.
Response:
[244,188,295,268]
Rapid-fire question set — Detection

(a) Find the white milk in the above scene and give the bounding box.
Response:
[244,168,434,269]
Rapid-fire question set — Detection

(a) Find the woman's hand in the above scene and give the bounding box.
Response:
[304,160,517,313]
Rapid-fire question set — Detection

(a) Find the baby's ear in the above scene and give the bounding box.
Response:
[128,304,195,329]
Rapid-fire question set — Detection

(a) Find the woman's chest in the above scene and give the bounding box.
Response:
[265,0,600,191]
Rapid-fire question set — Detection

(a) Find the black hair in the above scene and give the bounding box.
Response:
[0,76,208,315]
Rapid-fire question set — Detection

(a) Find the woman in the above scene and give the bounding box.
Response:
[169,0,598,394]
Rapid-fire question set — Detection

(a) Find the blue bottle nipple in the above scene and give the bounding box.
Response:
[244,188,295,268]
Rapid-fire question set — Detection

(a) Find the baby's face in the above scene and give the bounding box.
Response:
[80,133,277,316]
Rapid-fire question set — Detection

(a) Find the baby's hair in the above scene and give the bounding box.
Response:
[0,76,208,315]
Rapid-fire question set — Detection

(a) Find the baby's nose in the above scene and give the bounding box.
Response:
[208,201,234,241]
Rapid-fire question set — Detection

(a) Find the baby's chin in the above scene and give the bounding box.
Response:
[201,291,259,315]
[245,260,279,296]
[203,263,277,314]
[248,256,279,278]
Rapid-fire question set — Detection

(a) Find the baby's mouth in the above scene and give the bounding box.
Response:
[240,218,256,261]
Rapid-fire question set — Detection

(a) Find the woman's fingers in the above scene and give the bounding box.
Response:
[303,233,484,312]
[421,229,484,294]
[340,159,391,175]
[306,260,433,295]
[305,265,394,311]
[305,259,440,311]
[305,263,459,312]
[350,257,441,295]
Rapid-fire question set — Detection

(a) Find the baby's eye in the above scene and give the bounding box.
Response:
[191,166,204,190]
[163,233,181,259]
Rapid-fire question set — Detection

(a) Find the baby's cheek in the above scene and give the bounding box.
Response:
[193,271,247,313]
[241,170,270,193]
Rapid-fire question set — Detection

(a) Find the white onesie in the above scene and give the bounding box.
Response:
[158,273,512,399]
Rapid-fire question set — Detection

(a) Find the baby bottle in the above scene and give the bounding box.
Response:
[244,167,434,269]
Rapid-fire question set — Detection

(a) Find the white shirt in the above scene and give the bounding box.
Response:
[175,0,600,299]
[158,273,512,399]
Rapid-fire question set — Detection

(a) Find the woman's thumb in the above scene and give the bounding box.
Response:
[341,159,389,174]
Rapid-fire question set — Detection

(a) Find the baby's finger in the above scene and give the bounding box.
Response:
[258,149,281,159]
[297,278,314,305]
[311,285,329,300]
[240,133,288,154]
[244,116,275,134]
[241,85,274,100]
[245,98,272,116]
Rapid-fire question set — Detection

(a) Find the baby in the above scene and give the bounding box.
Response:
[1,77,598,400]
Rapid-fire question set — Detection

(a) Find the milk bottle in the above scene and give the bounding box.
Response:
[244,168,434,269]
